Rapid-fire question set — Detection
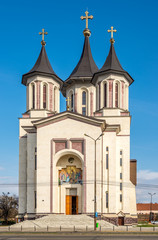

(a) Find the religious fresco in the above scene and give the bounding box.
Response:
[59,166,82,185]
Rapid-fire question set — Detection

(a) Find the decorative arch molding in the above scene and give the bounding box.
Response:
[54,149,84,167]
[50,138,87,213]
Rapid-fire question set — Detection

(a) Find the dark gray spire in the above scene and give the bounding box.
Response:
[92,42,134,85]
[67,35,98,80]
[22,45,63,86]
[100,43,124,72]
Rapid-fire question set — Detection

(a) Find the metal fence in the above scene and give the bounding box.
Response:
[0,225,158,232]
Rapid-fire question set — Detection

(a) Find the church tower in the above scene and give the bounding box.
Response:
[92,26,134,117]
[18,29,63,219]
[62,11,98,116]
[22,29,63,118]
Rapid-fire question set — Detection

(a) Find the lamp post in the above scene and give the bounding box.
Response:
[148,192,156,222]
[84,132,104,230]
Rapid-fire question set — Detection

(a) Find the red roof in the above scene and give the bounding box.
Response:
[137,203,158,211]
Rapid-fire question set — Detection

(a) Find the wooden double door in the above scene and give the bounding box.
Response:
[66,195,78,215]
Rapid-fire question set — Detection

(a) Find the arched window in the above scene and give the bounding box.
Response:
[54,87,56,111]
[43,85,46,109]
[104,83,107,107]
[115,83,119,108]
[32,84,35,109]
[82,91,87,115]
[71,93,73,111]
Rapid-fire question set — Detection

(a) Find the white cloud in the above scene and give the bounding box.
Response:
[0,166,4,171]
[138,170,158,181]
[136,170,158,203]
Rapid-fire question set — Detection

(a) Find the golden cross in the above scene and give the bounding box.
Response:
[107,26,117,39]
[66,97,71,111]
[80,11,93,29]
[39,28,48,45]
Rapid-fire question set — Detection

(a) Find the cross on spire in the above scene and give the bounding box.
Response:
[39,28,48,46]
[80,11,93,29]
[107,26,117,44]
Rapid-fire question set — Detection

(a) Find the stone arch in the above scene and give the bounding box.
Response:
[54,149,84,167]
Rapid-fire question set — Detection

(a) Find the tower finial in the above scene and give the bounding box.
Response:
[39,28,48,46]
[107,26,117,44]
[80,11,93,37]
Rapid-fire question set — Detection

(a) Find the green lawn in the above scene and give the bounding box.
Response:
[137,223,158,227]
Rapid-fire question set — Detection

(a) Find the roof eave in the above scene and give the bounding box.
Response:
[22,71,63,88]
[91,69,134,86]
[61,77,92,97]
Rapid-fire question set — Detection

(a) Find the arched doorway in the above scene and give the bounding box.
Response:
[56,153,83,215]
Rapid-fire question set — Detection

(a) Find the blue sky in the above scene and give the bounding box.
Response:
[0,0,158,203]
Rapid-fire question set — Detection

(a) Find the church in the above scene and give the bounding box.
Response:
[18,11,137,225]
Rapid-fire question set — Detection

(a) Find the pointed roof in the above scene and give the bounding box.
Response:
[92,42,134,85]
[22,45,63,86]
[100,43,124,72]
[67,35,98,80]
[61,34,98,96]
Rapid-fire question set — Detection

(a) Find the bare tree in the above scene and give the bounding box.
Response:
[0,192,18,223]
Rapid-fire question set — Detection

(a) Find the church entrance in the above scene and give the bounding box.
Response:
[66,195,78,215]
[118,217,124,225]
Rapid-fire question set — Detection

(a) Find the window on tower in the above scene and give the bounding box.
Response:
[71,93,73,111]
[104,83,107,107]
[82,91,87,115]
[43,85,46,109]
[115,83,119,108]
[32,84,35,109]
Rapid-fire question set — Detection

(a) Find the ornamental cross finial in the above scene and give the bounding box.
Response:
[107,26,117,44]
[39,28,48,46]
[80,11,93,29]
[66,97,71,111]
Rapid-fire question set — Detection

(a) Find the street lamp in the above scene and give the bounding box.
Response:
[84,132,104,230]
[148,192,156,222]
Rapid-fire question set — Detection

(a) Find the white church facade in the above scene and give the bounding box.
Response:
[18,13,137,225]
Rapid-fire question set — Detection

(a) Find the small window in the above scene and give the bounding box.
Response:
[35,147,37,153]
[120,173,122,179]
[35,155,37,170]
[32,84,35,109]
[106,147,109,152]
[34,191,37,209]
[106,192,108,208]
[104,83,107,107]
[82,107,86,116]
[120,183,122,191]
[106,154,108,169]
[120,194,122,202]
[82,91,86,105]
[120,150,122,155]
[71,94,73,111]
[43,85,46,109]
[120,158,122,166]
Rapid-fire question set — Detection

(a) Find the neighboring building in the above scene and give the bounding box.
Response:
[18,12,137,225]
[137,203,158,214]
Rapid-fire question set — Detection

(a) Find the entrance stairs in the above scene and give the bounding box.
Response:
[14,214,114,230]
